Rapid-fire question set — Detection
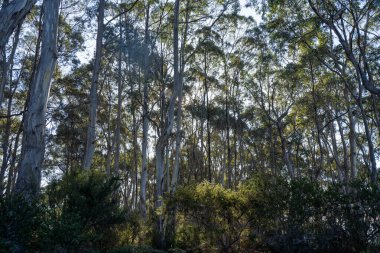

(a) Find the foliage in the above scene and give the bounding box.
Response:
[172,175,380,253]
[173,181,250,252]
[0,196,44,252]
[1,172,380,252]
[0,170,131,253]
[41,170,127,252]
[109,245,166,253]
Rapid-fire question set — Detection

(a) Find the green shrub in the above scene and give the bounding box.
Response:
[0,195,44,252]
[247,176,380,253]
[1,171,379,253]
[0,170,129,252]
[172,175,380,253]
[109,245,166,253]
[41,170,127,252]
[173,181,251,252]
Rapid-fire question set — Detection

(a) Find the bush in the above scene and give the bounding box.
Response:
[42,170,128,252]
[1,172,379,252]
[0,170,129,252]
[172,175,380,253]
[0,195,44,252]
[109,245,166,253]
[246,176,380,253]
[173,181,251,252]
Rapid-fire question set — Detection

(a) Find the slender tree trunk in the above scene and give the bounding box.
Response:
[347,102,357,180]
[371,95,380,136]
[277,122,295,179]
[154,141,165,247]
[83,0,105,169]
[353,68,377,184]
[220,131,226,185]
[207,87,212,182]
[114,16,123,174]
[172,1,189,193]
[0,0,37,107]
[358,95,377,184]
[132,104,138,199]
[224,63,232,187]
[0,88,14,194]
[0,24,21,194]
[154,0,180,248]
[337,112,349,183]
[269,123,275,175]
[5,123,22,196]
[200,65,206,179]
[140,1,150,220]
[165,146,170,193]
[14,0,60,199]
[167,3,191,247]
[233,81,238,188]
[310,61,324,180]
[202,50,212,182]
[105,98,114,176]
[329,116,344,183]
[344,89,357,180]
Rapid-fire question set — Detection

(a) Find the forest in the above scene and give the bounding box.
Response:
[0,0,380,252]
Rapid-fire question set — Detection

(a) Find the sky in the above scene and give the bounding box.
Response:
[239,0,260,20]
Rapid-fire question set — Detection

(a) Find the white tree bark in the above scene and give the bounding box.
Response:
[172,1,190,194]
[114,15,123,175]
[14,0,60,199]
[83,0,106,169]
[155,0,180,247]
[140,1,150,220]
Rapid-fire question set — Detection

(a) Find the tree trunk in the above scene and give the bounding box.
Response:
[224,63,232,187]
[105,96,114,176]
[83,0,105,169]
[341,65,358,181]
[347,103,357,180]
[154,0,180,248]
[140,1,150,220]
[357,92,377,184]
[220,131,226,185]
[5,125,22,196]
[336,112,349,184]
[0,23,21,194]
[14,0,60,199]
[172,0,189,193]
[277,122,295,179]
[114,16,123,174]
[328,116,344,183]
[310,60,324,180]
[0,0,37,107]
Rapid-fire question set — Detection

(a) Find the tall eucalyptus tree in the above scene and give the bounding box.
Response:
[83,0,106,169]
[15,0,60,199]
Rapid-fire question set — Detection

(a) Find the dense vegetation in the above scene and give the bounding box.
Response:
[0,0,379,252]
[1,171,380,252]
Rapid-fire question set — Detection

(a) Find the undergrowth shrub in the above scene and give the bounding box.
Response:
[0,170,131,253]
[0,195,43,252]
[173,175,380,253]
[173,182,250,252]
[42,170,127,252]
[1,171,379,253]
